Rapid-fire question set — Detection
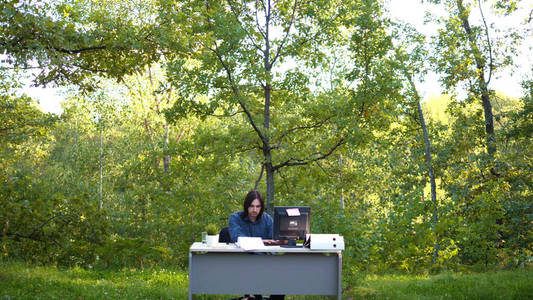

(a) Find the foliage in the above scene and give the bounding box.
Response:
[0,71,57,148]
[0,0,531,275]
[205,224,218,235]
[96,237,172,269]
[0,0,160,90]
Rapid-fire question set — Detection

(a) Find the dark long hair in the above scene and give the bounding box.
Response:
[241,190,265,220]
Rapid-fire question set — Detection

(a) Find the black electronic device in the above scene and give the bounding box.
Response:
[273,206,310,248]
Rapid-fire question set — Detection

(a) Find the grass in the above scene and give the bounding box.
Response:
[0,261,188,299]
[1,261,531,299]
[344,269,533,300]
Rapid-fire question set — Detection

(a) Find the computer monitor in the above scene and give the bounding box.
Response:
[273,206,310,247]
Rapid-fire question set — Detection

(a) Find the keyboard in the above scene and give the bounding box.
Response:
[263,239,286,246]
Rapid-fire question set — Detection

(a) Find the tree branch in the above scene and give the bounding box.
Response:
[53,45,106,55]
[0,126,20,132]
[273,137,345,170]
[5,214,74,248]
[275,167,292,192]
[270,0,299,68]
[254,163,265,189]
[315,159,335,179]
[227,0,265,55]
[28,214,72,238]
[255,0,267,39]
[208,46,266,144]
[258,0,267,14]
[203,2,266,145]
[210,110,243,118]
[71,62,108,73]
[273,117,331,149]
[477,0,493,85]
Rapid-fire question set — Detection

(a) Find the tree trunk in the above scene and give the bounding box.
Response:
[417,99,439,265]
[408,74,439,264]
[263,0,274,213]
[163,123,170,174]
[263,80,274,213]
[339,154,344,209]
[480,85,496,157]
[456,0,496,158]
[99,127,103,210]
[265,162,274,213]
[190,198,195,242]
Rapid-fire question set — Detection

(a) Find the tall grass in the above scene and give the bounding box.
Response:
[1,261,531,299]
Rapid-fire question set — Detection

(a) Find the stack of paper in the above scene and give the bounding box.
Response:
[236,237,267,251]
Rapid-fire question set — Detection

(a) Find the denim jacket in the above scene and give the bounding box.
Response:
[228,211,273,243]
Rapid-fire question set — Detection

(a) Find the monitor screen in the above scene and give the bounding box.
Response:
[273,206,310,246]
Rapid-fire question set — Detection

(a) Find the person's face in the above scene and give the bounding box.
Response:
[248,199,262,220]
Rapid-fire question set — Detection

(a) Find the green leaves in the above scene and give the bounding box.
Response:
[1,0,162,90]
[0,73,57,148]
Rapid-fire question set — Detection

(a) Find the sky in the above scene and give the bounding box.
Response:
[25,0,533,115]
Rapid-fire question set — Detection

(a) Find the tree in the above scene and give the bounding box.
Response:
[123,64,177,175]
[163,0,406,211]
[0,72,109,265]
[0,71,56,148]
[428,0,527,170]
[395,36,441,263]
[163,0,349,210]
[426,0,531,263]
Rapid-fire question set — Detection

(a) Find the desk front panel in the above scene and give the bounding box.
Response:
[189,252,340,295]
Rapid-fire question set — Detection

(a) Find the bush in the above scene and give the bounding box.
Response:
[96,237,172,269]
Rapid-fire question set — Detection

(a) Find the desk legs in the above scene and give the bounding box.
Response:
[188,252,192,300]
[337,252,342,300]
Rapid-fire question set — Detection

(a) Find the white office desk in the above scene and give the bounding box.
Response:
[189,242,342,299]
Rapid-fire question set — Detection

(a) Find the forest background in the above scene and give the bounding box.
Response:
[1,0,532,278]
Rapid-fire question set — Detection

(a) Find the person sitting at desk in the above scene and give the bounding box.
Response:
[228,190,284,300]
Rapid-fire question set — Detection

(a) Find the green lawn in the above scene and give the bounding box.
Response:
[344,270,533,300]
[0,261,188,299]
[0,261,531,299]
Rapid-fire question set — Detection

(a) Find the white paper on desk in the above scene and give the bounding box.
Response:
[236,237,267,251]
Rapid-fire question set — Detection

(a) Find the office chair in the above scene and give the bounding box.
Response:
[218,226,231,243]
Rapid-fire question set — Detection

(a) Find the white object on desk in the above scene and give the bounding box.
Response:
[306,234,345,250]
[206,234,219,246]
[236,237,267,251]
